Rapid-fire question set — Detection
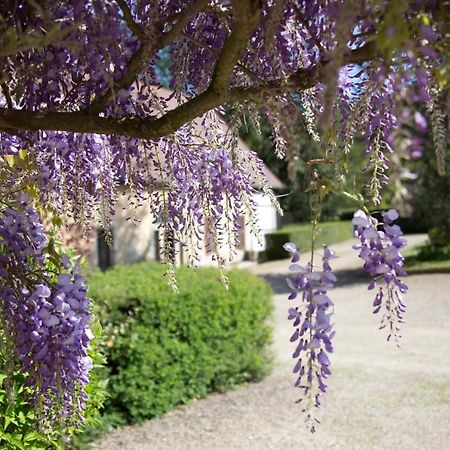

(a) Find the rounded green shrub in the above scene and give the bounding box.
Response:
[87,263,273,425]
[417,242,450,261]
[428,227,450,246]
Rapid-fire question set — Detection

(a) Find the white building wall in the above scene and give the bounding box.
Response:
[245,192,278,254]
[92,191,280,267]
[111,194,158,264]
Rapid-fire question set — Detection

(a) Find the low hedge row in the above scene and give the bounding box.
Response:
[87,263,273,425]
[264,221,353,260]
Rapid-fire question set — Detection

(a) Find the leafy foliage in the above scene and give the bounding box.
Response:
[0,324,106,450]
[0,352,57,450]
[411,144,450,240]
[87,263,273,425]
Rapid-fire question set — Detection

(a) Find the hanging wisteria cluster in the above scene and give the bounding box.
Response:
[0,0,449,436]
[352,209,408,343]
[282,214,408,428]
[0,194,92,430]
[284,242,336,432]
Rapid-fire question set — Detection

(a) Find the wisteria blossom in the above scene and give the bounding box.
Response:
[352,209,408,343]
[284,242,337,432]
[0,195,92,428]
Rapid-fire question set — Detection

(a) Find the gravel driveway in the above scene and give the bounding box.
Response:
[94,236,450,450]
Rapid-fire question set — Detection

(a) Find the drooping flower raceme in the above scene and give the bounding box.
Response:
[352,209,408,343]
[13,272,92,427]
[0,195,48,271]
[0,195,92,428]
[284,243,337,432]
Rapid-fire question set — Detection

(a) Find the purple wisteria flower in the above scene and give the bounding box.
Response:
[352,209,408,343]
[0,195,92,428]
[14,270,92,426]
[0,0,444,279]
[284,242,337,432]
[0,193,48,268]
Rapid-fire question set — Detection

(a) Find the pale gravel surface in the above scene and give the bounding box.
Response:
[94,235,450,450]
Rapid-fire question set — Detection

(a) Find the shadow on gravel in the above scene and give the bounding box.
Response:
[260,269,369,295]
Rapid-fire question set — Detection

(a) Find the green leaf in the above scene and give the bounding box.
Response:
[24,431,43,442]
[0,429,25,450]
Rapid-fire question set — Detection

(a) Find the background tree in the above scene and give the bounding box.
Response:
[410,122,450,250]
[239,114,372,222]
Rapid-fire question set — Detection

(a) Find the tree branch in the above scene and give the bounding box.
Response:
[0,39,379,140]
[209,0,260,94]
[115,0,146,40]
[342,40,378,65]
[162,0,210,45]
[180,32,265,84]
[88,0,209,113]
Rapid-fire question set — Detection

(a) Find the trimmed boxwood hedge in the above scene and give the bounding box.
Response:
[87,263,273,425]
[264,221,353,260]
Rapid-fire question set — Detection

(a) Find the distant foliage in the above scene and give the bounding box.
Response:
[87,263,273,425]
[239,116,373,223]
[416,242,450,261]
[411,144,450,239]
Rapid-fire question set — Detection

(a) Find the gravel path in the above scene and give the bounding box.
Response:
[94,235,450,450]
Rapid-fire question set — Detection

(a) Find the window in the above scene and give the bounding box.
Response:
[97,228,114,271]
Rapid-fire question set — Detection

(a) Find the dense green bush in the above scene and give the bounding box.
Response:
[428,227,450,246]
[87,263,273,425]
[0,353,55,450]
[410,142,450,237]
[416,242,450,261]
[264,221,353,260]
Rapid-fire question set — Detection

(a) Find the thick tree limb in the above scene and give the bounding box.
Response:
[209,0,260,94]
[0,39,379,140]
